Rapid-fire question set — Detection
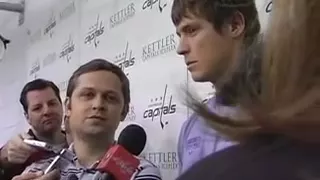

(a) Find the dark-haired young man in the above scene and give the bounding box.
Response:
[172,0,261,174]
[14,59,162,180]
[0,79,67,179]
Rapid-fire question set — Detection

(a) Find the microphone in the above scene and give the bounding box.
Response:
[95,124,147,180]
[117,124,147,156]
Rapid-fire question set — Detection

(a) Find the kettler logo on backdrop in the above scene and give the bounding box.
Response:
[266,1,272,13]
[143,85,177,129]
[142,151,179,170]
[142,0,167,13]
[44,12,56,38]
[142,34,176,61]
[60,35,75,63]
[115,42,135,75]
[110,3,135,28]
[84,14,105,48]
[57,80,68,92]
[29,59,40,78]
[42,52,57,68]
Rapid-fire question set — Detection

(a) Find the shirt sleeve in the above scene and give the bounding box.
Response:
[133,157,162,180]
[177,118,189,175]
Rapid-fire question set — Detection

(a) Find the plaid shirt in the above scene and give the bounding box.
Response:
[23,143,162,180]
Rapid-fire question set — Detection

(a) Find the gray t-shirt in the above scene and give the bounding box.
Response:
[23,144,162,180]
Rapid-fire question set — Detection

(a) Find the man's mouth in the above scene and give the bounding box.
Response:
[88,115,106,121]
[186,61,196,66]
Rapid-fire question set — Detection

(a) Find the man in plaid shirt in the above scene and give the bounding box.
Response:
[13,59,161,180]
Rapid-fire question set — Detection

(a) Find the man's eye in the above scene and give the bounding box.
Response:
[186,27,196,34]
[184,26,197,36]
[81,92,94,98]
[32,107,41,111]
[108,96,117,101]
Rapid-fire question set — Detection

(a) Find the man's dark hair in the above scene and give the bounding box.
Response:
[66,59,130,115]
[20,79,62,113]
[171,0,261,45]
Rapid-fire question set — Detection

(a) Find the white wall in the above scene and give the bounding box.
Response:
[0,0,30,146]
[0,0,272,179]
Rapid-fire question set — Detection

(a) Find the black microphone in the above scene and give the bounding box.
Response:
[118,124,147,156]
[95,124,147,180]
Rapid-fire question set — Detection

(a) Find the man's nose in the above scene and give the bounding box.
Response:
[176,37,189,55]
[43,104,53,115]
[92,94,106,111]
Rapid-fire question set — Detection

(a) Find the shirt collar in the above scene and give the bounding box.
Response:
[68,143,100,169]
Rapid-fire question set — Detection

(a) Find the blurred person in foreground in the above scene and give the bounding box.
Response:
[0,79,67,180]
[13,59,162,180]
[171,0,261,174]
[177,0,320,179]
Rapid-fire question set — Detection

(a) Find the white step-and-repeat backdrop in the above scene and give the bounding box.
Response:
[23,0,272,179]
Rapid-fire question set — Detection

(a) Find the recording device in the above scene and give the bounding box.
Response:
[23,139,57,152]
[40,148,74,174]
[117,124,147,156]
[95,124,147,180]
[43,148,73,174]
[24,139,74,174]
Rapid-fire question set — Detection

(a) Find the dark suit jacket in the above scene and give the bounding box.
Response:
[177,135,320,180]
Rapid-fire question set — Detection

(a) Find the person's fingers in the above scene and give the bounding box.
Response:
[20,141,37,153]
[11,172,43,180]
[10,134,36,153]
[7,155,27,163]
[39,169,60,180]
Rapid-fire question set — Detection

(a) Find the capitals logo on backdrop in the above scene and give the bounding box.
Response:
[60,35,75,63]
[142,151,179,170]
[84,14,105,48]
[29,29,42,45]
[44,12,56,38]
[266,1,272,13]
[57,80,68,92]
[142,0,167,13]
[42,52,57,68]
[115,42,135,76]
[143,85,177,129]
[110,3,135,28]
[29,59,40,79]
[59,1,76,22]
[125,105,136,121]
[142,34,176,61]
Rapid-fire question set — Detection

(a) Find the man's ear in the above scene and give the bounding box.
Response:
[226,11,246,38]
[120,104,129,122]
[24,112,31,125]
[64,97,71,117]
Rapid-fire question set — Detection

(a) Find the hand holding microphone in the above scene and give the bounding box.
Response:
[12,169,59,180]
[1,133,37,165]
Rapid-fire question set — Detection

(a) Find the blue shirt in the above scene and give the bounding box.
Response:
[178,97,236,174]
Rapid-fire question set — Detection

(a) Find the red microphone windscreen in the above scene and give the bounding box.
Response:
[96,144,140,180]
